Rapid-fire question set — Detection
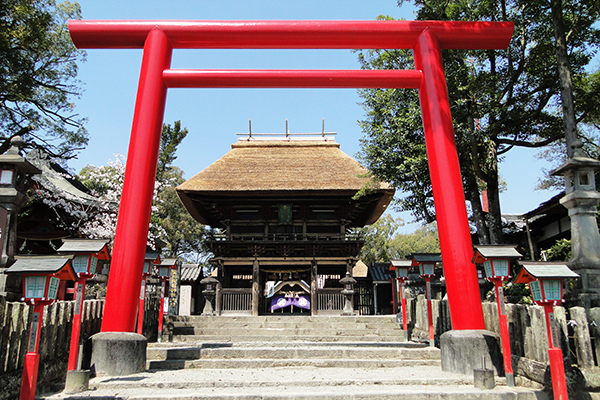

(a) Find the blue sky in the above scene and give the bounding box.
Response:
[69,0,564,231]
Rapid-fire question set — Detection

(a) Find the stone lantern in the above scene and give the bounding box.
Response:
[339,271,356,316]
[200,276,219,316]
[550,140,600,308]
[0,137,42,299]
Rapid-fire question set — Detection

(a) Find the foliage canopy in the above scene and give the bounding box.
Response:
[357,1,600,244]
[0,0,87,160]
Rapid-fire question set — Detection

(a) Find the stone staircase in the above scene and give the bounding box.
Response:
[43,315,549,399]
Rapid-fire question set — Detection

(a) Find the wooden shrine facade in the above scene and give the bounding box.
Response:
[177,135,394,315]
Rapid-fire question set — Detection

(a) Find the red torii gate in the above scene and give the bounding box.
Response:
[68,20,514,334]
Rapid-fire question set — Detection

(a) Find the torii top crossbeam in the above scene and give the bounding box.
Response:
[69,20,512,49]
[68,20,513,334]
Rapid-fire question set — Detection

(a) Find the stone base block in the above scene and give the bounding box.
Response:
[474,368,495,389]
[441,330,503,376]
[64,370,90,393]
[90,332,147,377]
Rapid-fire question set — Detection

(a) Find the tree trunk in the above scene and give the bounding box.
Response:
[550,0,578,157]
[486,169,504,244]
[464,172,491,245]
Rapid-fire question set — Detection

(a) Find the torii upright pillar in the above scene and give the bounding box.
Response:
[69,20,513,377]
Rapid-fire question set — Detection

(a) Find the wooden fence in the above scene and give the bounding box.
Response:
[405,295,600,387]
[317,288,344,314]
[0,297,104,400]
[220,288,252,315]
[3,287,600,395]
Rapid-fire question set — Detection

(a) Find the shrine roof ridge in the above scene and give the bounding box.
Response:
[235,132,337,143]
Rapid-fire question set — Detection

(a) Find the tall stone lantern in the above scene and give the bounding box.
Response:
[0,137,42,299]
[551,140,600,308]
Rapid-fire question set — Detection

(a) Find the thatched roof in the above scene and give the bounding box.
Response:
[177,140,392,193]
[177,139,394,226]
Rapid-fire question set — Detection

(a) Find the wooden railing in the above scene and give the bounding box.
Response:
[317,288,344,314]
[219,288,252,315]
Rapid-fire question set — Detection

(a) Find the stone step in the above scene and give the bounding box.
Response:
[172,327,406,337]
[170,334,408,343]
[171,321,401,330]
[42,367,547,400]
[148,357,442,370]
[147,345,440,362]
[170,315,398,324]
[149,341,425,349]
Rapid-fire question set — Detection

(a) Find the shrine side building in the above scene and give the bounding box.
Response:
[177,135,394,316]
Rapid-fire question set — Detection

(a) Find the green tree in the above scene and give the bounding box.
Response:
[359,214,440,265]
[0,0,87,160]
[152,121,210,262]
[536,68,600,191]
[544,0,600,157]
[78,122,211,262]
[153,166,210,262]
[358,1,600,244]
[389,223,440,259]
[543,238,572,261]
[359,214,404,265]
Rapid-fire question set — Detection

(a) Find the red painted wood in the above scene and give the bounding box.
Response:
[69,20,513,50]
[414,29,485,330]
[100,27,172,333]
[163,69,422,88]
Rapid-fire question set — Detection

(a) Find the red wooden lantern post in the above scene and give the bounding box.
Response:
[156,258,178,342]
[411,253,441,346]
[57,239,110,372]
[390,260,411,337]
[5,255,76,400]
[137,252,160,335]
[515,261,579,400]
[473,245,522,387]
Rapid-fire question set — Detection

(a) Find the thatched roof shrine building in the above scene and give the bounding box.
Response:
[177,136,394,316]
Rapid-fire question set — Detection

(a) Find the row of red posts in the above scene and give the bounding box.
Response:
[390,247,578,400]
[4,239,177,400]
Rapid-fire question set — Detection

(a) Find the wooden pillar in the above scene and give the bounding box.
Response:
[346,259,354,275]
[216,260,223,315]
[311,260,318,316]
[252,259,260,316]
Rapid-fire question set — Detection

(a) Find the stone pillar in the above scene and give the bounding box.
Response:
[90,332,146,377]
[252,259,260,316]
